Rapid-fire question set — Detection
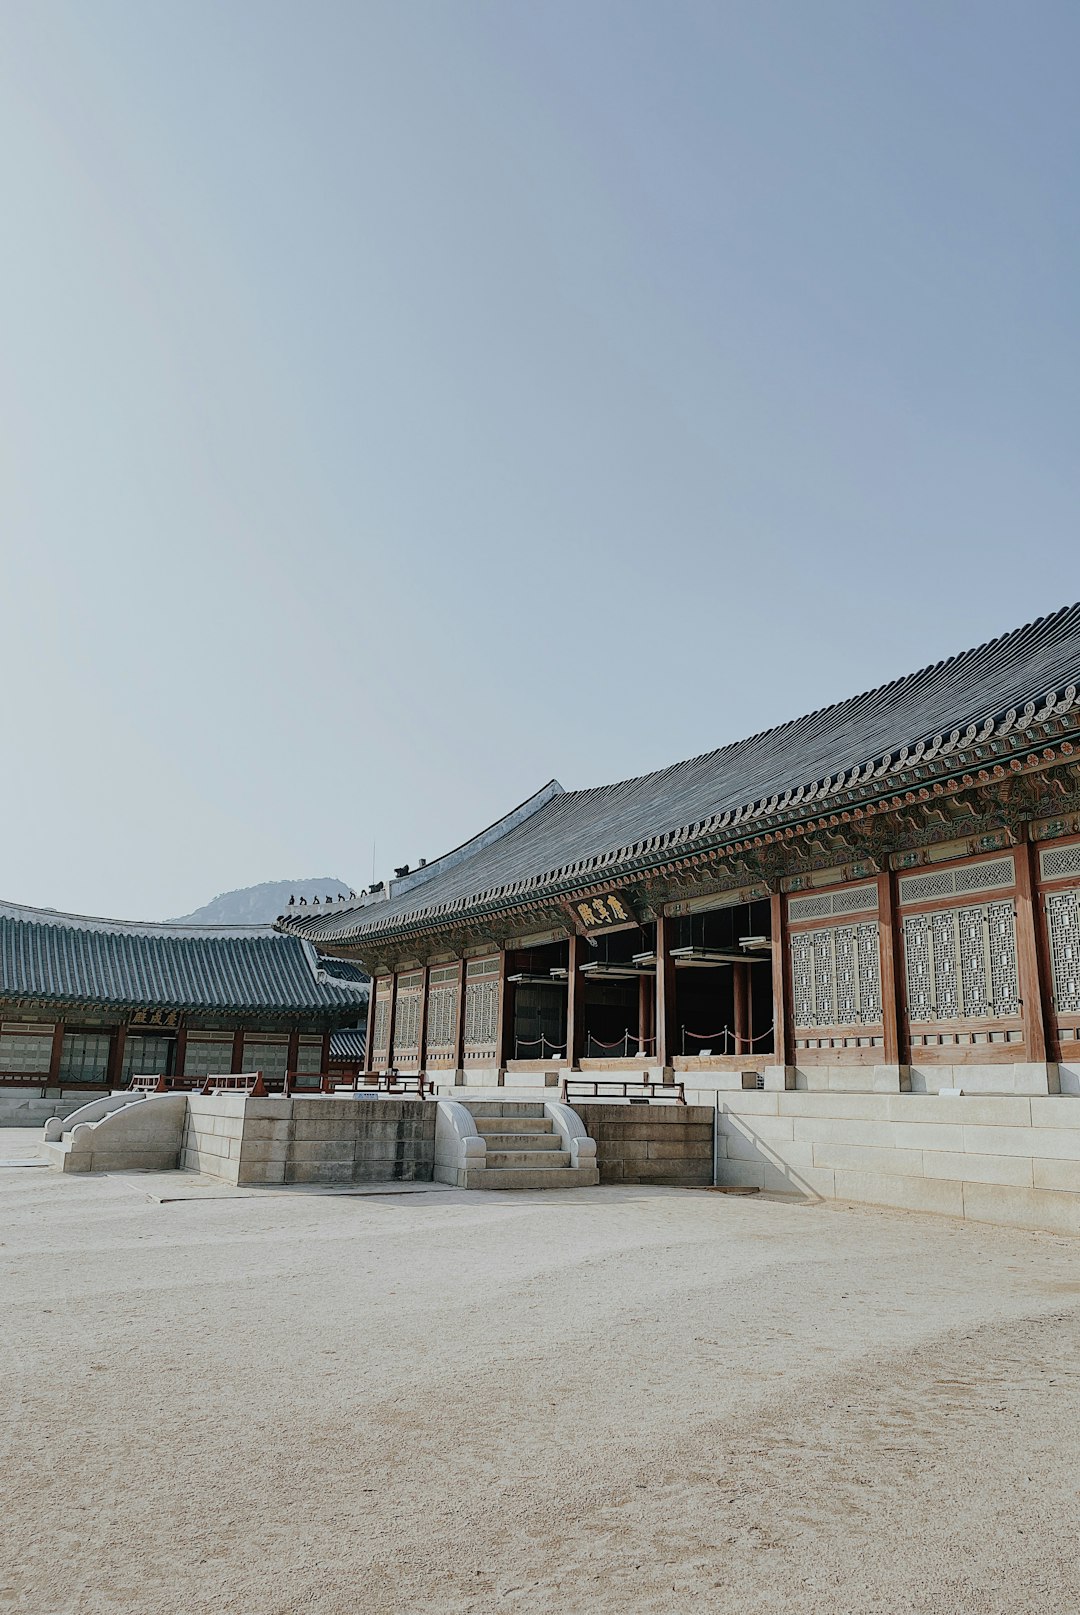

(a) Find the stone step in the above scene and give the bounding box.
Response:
[485,1148,571,1170]
[470,1164,599,1191]
[472,1116,553,1135]
[461,1101,547,1119]
[476,1130,563,1150]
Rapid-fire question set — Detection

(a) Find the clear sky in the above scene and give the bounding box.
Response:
[2,1,1079,920]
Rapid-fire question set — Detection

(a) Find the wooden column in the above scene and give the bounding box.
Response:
[175,1025,188,1079]
[876,872,905,1067]
[384,973,398,1073]
[48,1021,64,1091]
[494,950,510,1078]
[321,1030,332,1071]
[1015,837,1050,1064]
[452,958,467,1077]
[770,892,793,1067]
[286,1029,300,1077]
[637,971,651,1056]
[416,968,430,1075]
[108,1023,127,1088]
[232,1030,245,1073]
[654,915,677,1072]
[363,982,378,1078]
[566,935,584,1069]
[733,963,750,1055]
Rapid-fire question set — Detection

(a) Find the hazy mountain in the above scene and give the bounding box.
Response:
[168,878,354,927]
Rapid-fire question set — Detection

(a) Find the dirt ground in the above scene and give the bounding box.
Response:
[3,1127,1080,1615]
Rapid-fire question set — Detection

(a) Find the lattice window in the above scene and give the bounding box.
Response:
[1046,888,1080,1015]
[370,984,392,1062]
[1041,844,1080,883]
[858,923,883,1022]
[788,884,878,924]
[243,1038,289,1079]
[296,1038,324,1074]
[463,979,499,1053]
[426,966,459,1053]
[393,978,422,1057]
[904,902,1018,1021]
[899,856,1014,906]
[123,1035,173,1079]
[790,923,883,1028]
[58,1032,111,1082]
[791,932,815,1029]
[183,1035,234,1078]
[0,1028,53,1074]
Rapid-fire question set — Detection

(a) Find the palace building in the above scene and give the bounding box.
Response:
[0,899,367,1120]
[276,604,1080,1229]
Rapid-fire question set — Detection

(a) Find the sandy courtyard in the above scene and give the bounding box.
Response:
[3,1129,1080,1615]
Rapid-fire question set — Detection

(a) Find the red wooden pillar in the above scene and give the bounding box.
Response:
[876,872,905,1067]
[637,971,652,1056]
[384,973,398,1074]
[232,1029,245,1073]
[494,950,510,1078]
[416,967,430,1076]
[48,1021,65,1091]
[286,1028,300,1077]
[566,934,584,1069]
[654,914,677,1072]
[770,891,793,1066]
[175,1025,188,1079]
[108,1023,127,1088]
[733,963,750,1055]
[452,958,467,1078]
[1015,837,1049,1064]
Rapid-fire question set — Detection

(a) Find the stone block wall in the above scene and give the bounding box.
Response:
[182,1096,247,1184]
[710,1088,1080,1235]
[183,1097,437,1187]
[575,1103,714,1186]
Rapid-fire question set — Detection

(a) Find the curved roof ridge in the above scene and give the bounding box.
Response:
[0,897,275,939]
[549,601,1080,803]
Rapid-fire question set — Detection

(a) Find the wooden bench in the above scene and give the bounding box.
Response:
[559,1076,686,1106]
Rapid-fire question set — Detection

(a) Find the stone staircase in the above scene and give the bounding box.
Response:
[438,1100,599,1189]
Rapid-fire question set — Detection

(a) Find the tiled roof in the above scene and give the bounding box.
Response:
[0,900,368,1014]
[282,603,1080,949]
[330,1027,367,1061]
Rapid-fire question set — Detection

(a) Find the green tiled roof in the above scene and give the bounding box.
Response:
[0,900,368,1015]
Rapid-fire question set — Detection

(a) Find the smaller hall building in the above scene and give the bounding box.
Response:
[0,899,367,1120]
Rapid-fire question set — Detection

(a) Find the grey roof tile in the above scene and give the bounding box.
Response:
[0,901,368,1013]
[286,602,1080,946]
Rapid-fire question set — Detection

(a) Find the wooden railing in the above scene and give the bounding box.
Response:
[559,1075,686,1106]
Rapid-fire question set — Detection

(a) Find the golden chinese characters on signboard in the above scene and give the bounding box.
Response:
[568,890,636,933]
[131,1008,180,1028]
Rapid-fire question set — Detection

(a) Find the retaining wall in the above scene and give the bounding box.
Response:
[576,1103,714,1186]
[183,1096,436,1187]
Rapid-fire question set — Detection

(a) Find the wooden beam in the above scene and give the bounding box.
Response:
[1015,837,1049,1064]
[654,915,677,1071]
[770,892,793,1067]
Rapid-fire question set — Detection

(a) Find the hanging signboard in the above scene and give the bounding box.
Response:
[566,889,638,934]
